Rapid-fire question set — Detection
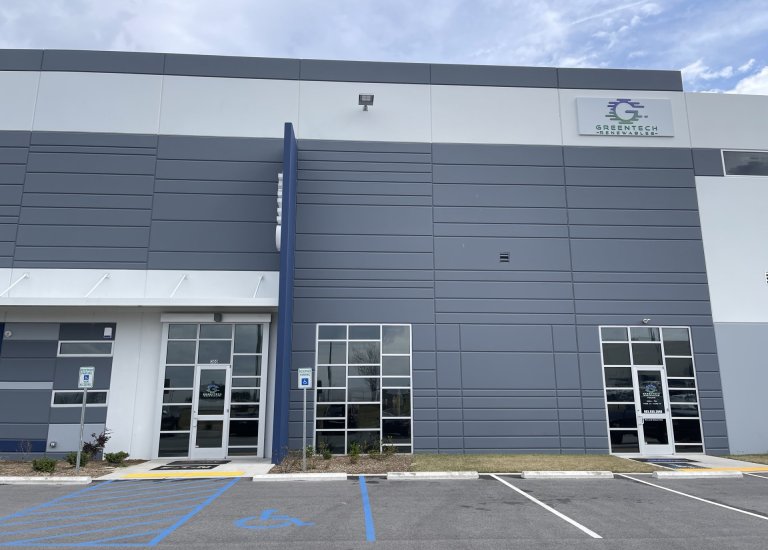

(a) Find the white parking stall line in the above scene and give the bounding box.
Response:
[489,474,602,539]
[618,474,768,522]
[744,473,768,481]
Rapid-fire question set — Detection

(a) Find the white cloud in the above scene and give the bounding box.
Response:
[681,59,734,82]
[737,58,756,73]
[727,65,768,95]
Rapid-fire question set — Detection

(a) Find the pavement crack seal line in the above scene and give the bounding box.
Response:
[489,474,602,539]
[358,475,376,542]
[618,474,768,522]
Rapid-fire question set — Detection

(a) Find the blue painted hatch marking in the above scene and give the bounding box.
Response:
[0,478,238,547]
[234,509,314,530]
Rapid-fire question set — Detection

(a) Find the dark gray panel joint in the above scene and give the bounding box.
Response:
[300,59,430,84]
[558,67,683,91]
[692,149,724,176]
[164,54,300,80]
[41,50,165,74]
[0,49,43,71]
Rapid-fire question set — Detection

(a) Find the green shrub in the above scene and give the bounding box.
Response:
[348,441,361,464]
[66,451,89,467]
[317,442,332,460]
[32,457,56,473]
[367,440,382,460]
[104,451,130,466]
[382,436,397,457]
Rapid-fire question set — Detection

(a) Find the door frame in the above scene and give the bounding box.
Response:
[153,313,272,460]
[190,364,231,460]
[632,366,675,455]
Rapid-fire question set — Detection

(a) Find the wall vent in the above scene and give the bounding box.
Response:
[499,252,510,263]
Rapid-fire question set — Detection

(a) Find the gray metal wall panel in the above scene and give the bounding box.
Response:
[147,251,279,271]
[49,408,108,424]
[155,179,276,196]
[31,132,158,148]
[27,152,156,175]
[567,186,699,210]
[297,204,432,235]
[148,220,275,253]
[152,194,275,222]
[4,323,60,340]
[435,281,573,300]
[59,323,116,341]
[564,147,693,168]
[692,149,724,176]
[158,135,283,161]
[0,424,48,439]
[156,160,281,181]
[19,207,152,227]
[0,132,30,148]
[432,144,563,166]
[557,68,683,91]
[434,165,565,186]
[164,54,299,79]
[431,63,557,87]
[16,226,149,247]
[298,194,432,207]
[0,390,51,423]
[460,325,553,352]
[565,167,695,188]
[0,148,30,164]
[434,184,566,207]
[568,208,702,227]
[435,224,569,238]
[300,59,430,84]
[434,237,571,271]
[461,353,556,389]
[0,165,26,184]
[569,226,702,240]
[573,282,710,301]
[434,206,567,224]
[53,359,112,390]
[570,239,706,272]
[1,341,58,358]
[23,173,155,196]
[296,234,433,253]
[0,359,56,382]
[41,50,165,74]
[299,150,431,163]
[0,49,43,70]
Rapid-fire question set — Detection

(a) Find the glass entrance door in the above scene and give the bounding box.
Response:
[633,367,674,455]
[191,365,231,459]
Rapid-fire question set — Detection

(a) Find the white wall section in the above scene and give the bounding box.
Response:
[686,92,768,150]
[33,72,163,134]
[159,76,299,138]
[431,85,561,145]
[696,176,768,323]
[0,72,40,131]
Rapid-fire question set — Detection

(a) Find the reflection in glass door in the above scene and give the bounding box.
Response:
[633,367,673,455]
[191,365,230,459]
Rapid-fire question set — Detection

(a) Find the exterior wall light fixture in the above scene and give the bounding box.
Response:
[642,318,651,324]
[359,94,374,111]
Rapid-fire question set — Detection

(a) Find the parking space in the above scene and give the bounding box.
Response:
[0,475,766,549]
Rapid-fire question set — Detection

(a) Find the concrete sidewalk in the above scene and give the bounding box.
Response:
[96,458,274,480]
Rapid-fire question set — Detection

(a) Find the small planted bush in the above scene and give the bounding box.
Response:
[32,457,56,474]
[317,442,332,460]
[104,451,130,466]
[348,441,361,464]
[66,451,89,467]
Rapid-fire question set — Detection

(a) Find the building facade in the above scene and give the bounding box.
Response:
[0,49,765,461]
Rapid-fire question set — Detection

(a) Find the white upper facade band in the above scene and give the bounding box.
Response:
[3,68,765,148]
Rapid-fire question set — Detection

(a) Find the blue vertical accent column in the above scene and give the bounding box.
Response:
[272,123,298,462]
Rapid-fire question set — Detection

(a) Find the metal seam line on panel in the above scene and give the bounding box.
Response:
[618,474,768,522]
[489,474,602,539]
[358,475,376,542]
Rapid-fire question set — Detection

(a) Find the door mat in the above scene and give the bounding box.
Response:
[166,460,231,465]
[635,458,704,470]
[152,464,219,471]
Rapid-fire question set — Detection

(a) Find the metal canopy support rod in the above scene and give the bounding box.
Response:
[0,272,30,297]
[85,272,111,297]
[252,275,264,298]
[169,274,188,298]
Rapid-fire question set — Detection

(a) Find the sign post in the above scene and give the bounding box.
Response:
[76,367,95,475]
[297,368,313,472]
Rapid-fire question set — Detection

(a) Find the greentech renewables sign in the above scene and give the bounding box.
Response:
[576,97,674,136]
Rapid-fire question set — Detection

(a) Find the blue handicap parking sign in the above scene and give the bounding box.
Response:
[235,509,314,530]
[300,377,310,386]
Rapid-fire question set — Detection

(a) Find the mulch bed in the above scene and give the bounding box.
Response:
[0,459,145,477]
[270,453,412,474]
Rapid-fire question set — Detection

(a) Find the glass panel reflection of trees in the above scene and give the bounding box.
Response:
[315,324,412,454]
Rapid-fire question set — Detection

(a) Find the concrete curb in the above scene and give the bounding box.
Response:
[0,476,92,485]
[387,471,479,480]
[652,470,744,479]
[521,471,614,479]
[253,473,348,481]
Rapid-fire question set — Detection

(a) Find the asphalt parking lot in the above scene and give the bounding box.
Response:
[0,474,766,549]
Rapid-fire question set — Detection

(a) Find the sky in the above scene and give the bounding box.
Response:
[0,0,766,94]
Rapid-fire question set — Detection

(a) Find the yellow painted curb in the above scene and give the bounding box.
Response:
[121,471,245,479]
[680,467,768,472]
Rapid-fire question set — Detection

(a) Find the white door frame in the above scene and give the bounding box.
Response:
[633,366,675,455]
[190,364,231,460]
